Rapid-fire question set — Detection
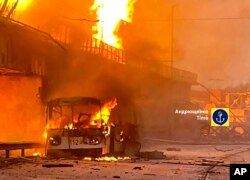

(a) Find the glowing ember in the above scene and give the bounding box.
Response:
[65,123,74,129]
[96,156,118,162]
[83,157,92,161]
[91,98,117,124]
[33,152,42,157]
[83,156,130,162]
[90,0,136,48]
[43,131,47,139]
[43,124,49,139]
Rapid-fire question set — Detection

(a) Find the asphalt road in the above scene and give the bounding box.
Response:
[0,143,249,180]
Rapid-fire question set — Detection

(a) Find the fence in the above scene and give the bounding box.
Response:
[80,38,125,64]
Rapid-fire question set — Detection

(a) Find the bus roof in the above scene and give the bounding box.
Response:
[47,97,101,106]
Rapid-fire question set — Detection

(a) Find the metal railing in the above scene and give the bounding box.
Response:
[80,38,198,84]
[0,142,43,158]
[138,61,197,84]
[80,38,125,64]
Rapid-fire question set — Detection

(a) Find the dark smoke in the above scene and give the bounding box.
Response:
[5,0,250,142]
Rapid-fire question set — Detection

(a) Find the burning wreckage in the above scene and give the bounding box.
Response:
[45,97,141,158]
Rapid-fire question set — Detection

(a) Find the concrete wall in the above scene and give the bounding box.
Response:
[0,75,44,142]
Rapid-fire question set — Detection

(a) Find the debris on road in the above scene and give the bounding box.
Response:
[201,158,224,163]
[162,160,229,167]
[140,151,166,160]
[113,175,121,178]
[214,147,233,152]
[162,160,181,165]
[143,173,156,176]
[133,166,142,170]
[42,163,74,168]
[166,147,181,151]
[91,168,100,171]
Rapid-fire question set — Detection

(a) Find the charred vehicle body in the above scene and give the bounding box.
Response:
[45,97,113,157]
[45,97,141,157]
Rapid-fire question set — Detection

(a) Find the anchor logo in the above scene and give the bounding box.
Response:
[211,108,229,126]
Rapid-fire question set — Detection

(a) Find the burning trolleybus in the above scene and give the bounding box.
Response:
[45,97,114,157]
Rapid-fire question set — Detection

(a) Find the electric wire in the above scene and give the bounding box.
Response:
[134,16,250,23]
[33,0,98,22]
[30,0,250,23]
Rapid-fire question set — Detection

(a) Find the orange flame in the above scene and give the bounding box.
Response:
[90,0,136,49]
[83,156,130,162]
[0,0,31,12]
[91,98,117,124]
[43,131,47,139]
[62,98,117,129]
[33,152,42,157]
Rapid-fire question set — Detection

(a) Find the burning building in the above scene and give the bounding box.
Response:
[0,1,249,179]
[0,0,198,146]
[0,16,65,142]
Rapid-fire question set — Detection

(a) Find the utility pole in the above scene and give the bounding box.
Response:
[170,5,175,79]
[101,0,104,43]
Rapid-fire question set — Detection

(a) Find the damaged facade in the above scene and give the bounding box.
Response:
[0,17,66,142]
[0,17,197,143]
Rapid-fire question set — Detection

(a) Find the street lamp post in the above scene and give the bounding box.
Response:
[170,5,175,79]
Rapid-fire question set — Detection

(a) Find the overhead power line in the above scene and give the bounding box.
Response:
[178,16,250,21]
[28,0,250,23]
[59,16,99,22]
[33,0,98,22]
[135,16,250,23]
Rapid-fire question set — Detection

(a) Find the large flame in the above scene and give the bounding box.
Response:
[90,0,136,49]
[14,0,31,11]
[0,0,31,12]
[53,98,117,130]
[91,98,117,124]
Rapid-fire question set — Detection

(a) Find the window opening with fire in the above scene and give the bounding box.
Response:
[47,103,103,130]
